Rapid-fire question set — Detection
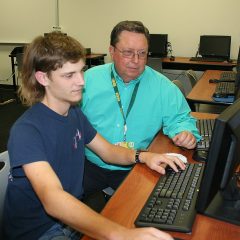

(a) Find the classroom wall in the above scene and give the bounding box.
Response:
[0,0,240,85]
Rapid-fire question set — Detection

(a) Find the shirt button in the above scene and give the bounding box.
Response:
[117,124,120,127]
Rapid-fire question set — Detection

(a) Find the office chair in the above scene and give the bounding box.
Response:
[15,52,24,85]
[185,69,198,88]
[184,69,201,111]
[0,49,23,105]
[102,187,115,201]
[147,57,163,73]
[16,53,23,71]
[184,70,227,113]
[0,151,10,237]
[172,79,186,96]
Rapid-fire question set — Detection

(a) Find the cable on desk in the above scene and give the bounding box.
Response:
[0,99,15,106]
[0,72,16,82]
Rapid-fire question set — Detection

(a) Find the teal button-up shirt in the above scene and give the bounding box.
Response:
[81,63,200,170]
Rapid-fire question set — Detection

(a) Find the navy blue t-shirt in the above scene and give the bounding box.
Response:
[3,103,97,240]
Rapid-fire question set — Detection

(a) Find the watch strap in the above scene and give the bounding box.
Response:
[135,149,147,163]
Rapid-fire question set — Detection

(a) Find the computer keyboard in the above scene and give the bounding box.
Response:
[193,119,215,162]
[219,71,236,82]
[196,119,215,150]
[214,82,235,96]
[189,57,225,62]
[135,163,204,233]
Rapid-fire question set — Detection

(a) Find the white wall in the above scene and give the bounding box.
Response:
[1,0,240,85]
[0,0,55,43]
[60,0,240,60]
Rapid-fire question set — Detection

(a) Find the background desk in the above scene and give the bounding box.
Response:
[162,57,236,71]
[186,70,232,111]
[85,53,107,69]
[9,52,107,90]
[82,112,240,240]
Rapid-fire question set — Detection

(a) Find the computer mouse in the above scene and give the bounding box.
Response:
[166,153,188,163]
[192,150,208,163]
[209,79,219,83]
[213,92,225,98]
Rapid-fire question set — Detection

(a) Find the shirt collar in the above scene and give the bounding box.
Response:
[111,63,145,86]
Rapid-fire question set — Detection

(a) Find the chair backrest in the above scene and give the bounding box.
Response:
[10,46,24,55]
[147,57,163,73]
[185,69,198,88]
[172,79,186,96]
[0,151,10,237]
[16,53,24,72]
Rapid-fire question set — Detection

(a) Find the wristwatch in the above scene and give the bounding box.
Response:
[135,149,148,163]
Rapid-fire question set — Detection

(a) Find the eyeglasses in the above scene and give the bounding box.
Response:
[114,46,148,59]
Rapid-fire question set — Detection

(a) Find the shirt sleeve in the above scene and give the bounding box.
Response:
[161,81,201,141]
[8,122,47,170]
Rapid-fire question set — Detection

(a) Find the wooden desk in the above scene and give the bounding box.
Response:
[83,112,240,240]
[162,57,236,71]
[186,70,233,110]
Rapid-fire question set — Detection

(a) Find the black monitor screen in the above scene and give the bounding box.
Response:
[148,34,168,57]
[196,99,240,225]
[235,47,240,89]
[199,35,231,60]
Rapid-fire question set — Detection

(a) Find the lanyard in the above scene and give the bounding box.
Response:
[111,70,140,142]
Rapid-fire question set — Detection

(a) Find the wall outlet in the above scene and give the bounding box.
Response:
[52,26,62,31]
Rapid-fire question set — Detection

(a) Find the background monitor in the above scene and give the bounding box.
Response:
[148,34,168,57]
[231,47,240,101]
[198,35,231,60]
[230,47,240,101]
[196,98,240,225]
[235,47,240,90]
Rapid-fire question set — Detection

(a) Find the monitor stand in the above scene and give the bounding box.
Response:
[203,177,240,226]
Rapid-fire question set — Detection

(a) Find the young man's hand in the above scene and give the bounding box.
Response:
[138,151,186,175]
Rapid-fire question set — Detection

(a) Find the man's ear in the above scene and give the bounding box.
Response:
[109,45,114,58]
[35,71,49,86]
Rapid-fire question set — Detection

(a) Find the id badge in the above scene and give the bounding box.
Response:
[115,141,134,149]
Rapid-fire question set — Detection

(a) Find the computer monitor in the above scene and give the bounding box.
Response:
[196,99,240,225]
[198,35,231,60]
[230,46,240,100]
[148,34,168,57]
[230,47,240,100]
[235,47,240,89]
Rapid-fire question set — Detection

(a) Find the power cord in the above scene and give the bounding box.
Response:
[195,43,200,57]
[167,42,175,60]
[0,69,18,105]
[0,99,15,106]
[0,71,16,82]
